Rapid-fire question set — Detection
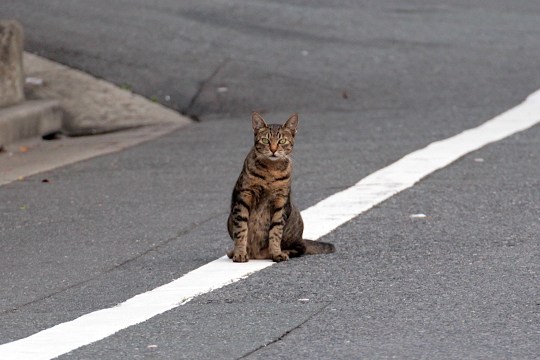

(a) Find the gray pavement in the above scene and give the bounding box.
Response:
[3,0,540,118]
[1,1,539,359]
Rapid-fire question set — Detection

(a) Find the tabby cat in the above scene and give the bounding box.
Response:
[227,112,335,262]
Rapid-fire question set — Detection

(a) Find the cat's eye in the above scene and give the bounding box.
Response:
[279,139,288,144]
[260,138,270,144]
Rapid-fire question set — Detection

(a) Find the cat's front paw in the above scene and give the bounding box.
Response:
[232,251,249,263]
[272,252,289,262]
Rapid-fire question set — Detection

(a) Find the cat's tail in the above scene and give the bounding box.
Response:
[304,239,336,255]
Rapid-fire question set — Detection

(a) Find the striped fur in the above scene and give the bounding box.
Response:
[227,112,335,262]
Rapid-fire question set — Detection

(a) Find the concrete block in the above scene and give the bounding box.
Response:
[0,100,62,147]
[0,20,25,107]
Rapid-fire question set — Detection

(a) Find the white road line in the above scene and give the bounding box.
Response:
[1,90,539,359]
[303,89,540,240]
[0,257,273,360]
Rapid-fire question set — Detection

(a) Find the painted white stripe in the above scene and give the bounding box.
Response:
[0,257,274,360]
[1,89,539,359]
[303,89,540,239]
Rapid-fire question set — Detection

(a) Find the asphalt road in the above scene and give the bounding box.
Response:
[1,1,539,359]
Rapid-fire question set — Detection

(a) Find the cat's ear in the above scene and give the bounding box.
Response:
[284,113,299,135]
[252,112,268,133]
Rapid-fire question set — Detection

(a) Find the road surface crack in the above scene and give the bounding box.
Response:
[237,302,332,359]
[1,212,225,315]
[185,58,229,120]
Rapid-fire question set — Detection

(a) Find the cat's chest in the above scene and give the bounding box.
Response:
[251,184,288,206]
[247,195,272,246]
[250,196,272,219]
[248,189,282,223]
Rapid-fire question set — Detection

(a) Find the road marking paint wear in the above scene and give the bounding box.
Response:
[1,90,539,359]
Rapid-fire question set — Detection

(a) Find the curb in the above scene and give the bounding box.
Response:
[0,52,191,186]
[24,53,190,135]
[0,99,62,148]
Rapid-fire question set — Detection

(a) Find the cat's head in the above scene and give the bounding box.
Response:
[251,112,298,160]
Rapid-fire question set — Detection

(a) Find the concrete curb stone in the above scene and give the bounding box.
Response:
[0,20,63,147]
[0,99,62,147]
[23,53,188,136]
[0,51,191,185]
[0,20,25,107]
